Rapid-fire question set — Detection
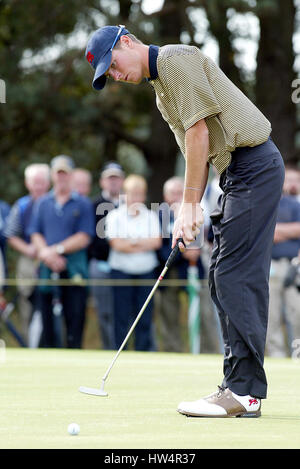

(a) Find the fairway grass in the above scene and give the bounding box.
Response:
[0,348,299,449]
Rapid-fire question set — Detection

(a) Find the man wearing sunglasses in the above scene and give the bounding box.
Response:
[85,25,285,418]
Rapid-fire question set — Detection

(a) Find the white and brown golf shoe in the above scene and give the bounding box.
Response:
[177,386,261,418]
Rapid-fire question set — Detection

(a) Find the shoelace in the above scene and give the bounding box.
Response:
[216,385,226,398]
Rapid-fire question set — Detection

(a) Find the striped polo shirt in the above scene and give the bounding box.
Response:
[148,44,271,174]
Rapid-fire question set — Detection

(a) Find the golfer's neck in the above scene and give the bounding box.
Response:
[141,44,151,79]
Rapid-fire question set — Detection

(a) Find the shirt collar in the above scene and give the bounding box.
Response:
[148,44,159,81]
[49,189,78,201]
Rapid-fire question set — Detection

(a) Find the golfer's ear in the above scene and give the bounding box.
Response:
[120,35,131,47]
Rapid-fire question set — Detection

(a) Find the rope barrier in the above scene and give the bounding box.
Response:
[0,278,209,287]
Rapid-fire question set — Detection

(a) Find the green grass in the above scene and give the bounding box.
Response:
[0,348,299,449]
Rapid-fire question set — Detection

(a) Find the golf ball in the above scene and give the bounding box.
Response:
[68,423,80,435]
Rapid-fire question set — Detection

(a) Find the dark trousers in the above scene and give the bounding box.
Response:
[209,137,285,398]
[40,285,87,348]
[111,269,155,351]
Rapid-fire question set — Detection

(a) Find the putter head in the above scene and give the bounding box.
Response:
[79,385,108,397]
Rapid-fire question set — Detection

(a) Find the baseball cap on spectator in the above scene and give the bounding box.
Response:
[85,25,129,90]
[101,161,125,179]
[51,155,75,173]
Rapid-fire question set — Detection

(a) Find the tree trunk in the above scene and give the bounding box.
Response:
[145,105,179,203]
[255,0,297,162]
[203,0,247,94]
[145,0,186,203]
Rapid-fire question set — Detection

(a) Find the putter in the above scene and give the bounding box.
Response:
[79,237,184,397]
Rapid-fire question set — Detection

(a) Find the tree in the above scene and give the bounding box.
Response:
[0,0,299,206]
[255,0,298,162]
[198,0,299,162]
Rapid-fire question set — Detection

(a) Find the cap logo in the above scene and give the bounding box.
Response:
[86,51,94,64]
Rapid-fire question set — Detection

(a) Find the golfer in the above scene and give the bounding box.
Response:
[85,25,285,418]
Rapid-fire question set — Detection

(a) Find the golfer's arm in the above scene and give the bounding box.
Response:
[183,119,209,204]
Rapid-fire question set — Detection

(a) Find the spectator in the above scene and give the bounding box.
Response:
[155,176,185,352]
[266,168,300,357]
[156,176,221,353]
[106,174,161,351]
[202,167,223,226]
[88,161,125,349]
[72,168,92,197]
[5,164,50,344]
[283,164,300,201]
[0,199,10,279]
[30,155,94,348]
[0,199,10,309]
[202,167,223,244]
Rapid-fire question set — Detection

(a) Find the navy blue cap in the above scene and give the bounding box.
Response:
[85,25,129,90]
[100,161,124,178]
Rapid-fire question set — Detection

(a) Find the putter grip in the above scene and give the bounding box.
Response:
[165,238,184,269]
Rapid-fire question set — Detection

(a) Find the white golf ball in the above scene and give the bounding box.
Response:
[68,423,80,435]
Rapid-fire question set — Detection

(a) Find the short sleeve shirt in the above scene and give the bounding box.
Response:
[29,191,95,245]
[271,196,300,260]
[4,195,33,243]
[105,204,160,274]
[149,45,271,174]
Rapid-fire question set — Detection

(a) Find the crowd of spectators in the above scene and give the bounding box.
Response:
[267,165,300,357]
[0,156,299,357]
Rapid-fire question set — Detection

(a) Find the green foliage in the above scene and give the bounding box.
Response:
[0,0,298,205]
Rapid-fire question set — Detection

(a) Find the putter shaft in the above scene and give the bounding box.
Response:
[101,265,168,385]
[80,239,183,396]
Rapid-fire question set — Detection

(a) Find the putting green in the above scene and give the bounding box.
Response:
[0,348,299,449]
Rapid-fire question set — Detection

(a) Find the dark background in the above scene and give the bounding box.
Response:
[1,0,299,204]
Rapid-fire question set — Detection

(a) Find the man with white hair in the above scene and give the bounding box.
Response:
[157,176,221,353]
[156,176,186,352]
[30,155,94,348]
[5,163,51,344]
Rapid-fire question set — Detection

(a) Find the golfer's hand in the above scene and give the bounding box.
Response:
[172,202,204,250]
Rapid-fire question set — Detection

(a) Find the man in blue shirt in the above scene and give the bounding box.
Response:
[5,164,50,344]
[0,199,10,288]
[266,171,300,357]
[30,155,95,348]
[0,200,10,271]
